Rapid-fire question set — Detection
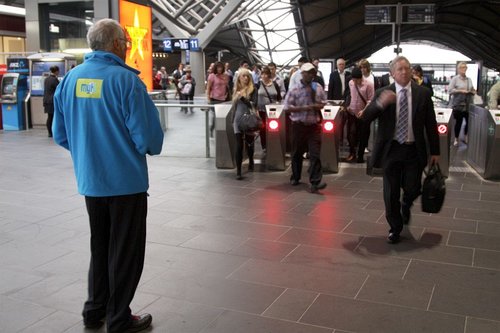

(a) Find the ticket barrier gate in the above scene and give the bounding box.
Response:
[320,105,340,173]
[435,108,453,178]
[215,103,236,169]
[466,105,500,179]
[265,104,287,170]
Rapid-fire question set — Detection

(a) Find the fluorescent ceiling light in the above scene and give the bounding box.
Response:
[0,5,26,16]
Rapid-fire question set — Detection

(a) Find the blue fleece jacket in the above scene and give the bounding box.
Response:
[53,51,164,196]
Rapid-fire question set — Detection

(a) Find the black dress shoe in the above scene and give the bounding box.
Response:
[387,232,400,244]
[310,182,327,193]
[124,313,152,333]
[236,174,243,180]
[290,179,300,186]
[84,319,105,329]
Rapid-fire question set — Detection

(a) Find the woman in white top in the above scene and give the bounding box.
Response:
[448,62,476,146]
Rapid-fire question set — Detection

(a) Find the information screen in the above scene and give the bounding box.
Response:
[365,6,392,24]
[407,4,435,24]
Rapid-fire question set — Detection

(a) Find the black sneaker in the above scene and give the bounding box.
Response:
[290,179,300,186]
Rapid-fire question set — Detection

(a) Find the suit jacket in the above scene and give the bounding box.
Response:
[327,70,351,101]
[362,81,440,170]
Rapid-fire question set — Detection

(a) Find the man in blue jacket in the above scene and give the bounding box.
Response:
[52,18,164,333]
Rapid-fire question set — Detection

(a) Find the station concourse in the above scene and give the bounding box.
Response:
[2,105,500,332]
[1,0,500,332]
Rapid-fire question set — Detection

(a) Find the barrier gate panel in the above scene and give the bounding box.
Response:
[215,103,236,169]
[435,108,453,178]
[320,105,340,173]
[265,104,287,170]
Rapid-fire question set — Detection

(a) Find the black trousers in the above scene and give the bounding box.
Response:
[235,132,255,175]
[46,112,54,137]
[83,192,148,333]
[453,110,468,138]
[383,142,422,234]
[346,113,360,155]
[290,122,323,185]
[258,110,267,150]
[357,119,371,159]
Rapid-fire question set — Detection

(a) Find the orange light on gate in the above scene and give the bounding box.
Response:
[268,119,279,131]
[323,120,334,133]
[437,124,447,134]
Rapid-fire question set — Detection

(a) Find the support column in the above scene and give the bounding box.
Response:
[187,51,205,96]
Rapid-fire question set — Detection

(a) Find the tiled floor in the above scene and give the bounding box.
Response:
[2,107,500,333]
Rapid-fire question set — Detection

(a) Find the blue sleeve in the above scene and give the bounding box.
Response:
[125,80,164,156]
[52,82,69,150]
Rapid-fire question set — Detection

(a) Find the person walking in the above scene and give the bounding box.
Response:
[360,56,439,244]
[231,68,257,180]
[448,62,476,146]
[43,65,60,137]
[52,18,164,332]
[284,62,327,193]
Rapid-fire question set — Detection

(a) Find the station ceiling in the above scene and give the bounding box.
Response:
[6,0,500,70]
[296,0,500,69]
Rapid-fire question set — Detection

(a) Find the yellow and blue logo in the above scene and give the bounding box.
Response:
[76,79,103,98]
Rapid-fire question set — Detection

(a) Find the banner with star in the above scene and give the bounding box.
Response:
[119,0,153,91]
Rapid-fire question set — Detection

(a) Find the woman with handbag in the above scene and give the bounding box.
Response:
[232,69,259,180]
[448,62,476,146]
[255,66,282,151]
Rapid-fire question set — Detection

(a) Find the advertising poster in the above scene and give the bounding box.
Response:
[119,0,153,91]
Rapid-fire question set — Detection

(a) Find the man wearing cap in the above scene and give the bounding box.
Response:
[284,62,327,193]
[345,67,374,162]
[360,56,439,244]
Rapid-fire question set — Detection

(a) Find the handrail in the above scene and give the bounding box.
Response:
[153,101,215,158]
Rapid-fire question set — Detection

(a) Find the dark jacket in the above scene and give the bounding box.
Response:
[43,74,60,112]
[361,81,440,170]
[327,70,351,101]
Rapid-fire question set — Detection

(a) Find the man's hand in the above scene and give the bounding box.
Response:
[377,90,396,109]
[429,155,439,167]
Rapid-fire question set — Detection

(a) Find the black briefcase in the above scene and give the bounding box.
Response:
[421,163,446,213]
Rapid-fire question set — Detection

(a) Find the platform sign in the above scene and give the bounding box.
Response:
[163,38,200,52]
[407,4,435,24]
[365,5,392,24]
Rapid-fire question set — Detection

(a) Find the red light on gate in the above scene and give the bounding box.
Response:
[323,121,334,132]
[268,119,279,131]
[437,124,447,134]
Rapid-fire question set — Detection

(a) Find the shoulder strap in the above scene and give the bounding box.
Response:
[354,83,367,105]
[261,81,275,103]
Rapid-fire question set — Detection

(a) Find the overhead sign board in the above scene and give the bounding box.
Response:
[163,38,200,52]
[365,5,393,24]
[407,4,435,24]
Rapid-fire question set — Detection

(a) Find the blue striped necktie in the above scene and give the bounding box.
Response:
[396,88,408,144]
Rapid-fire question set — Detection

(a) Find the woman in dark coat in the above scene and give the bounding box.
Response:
[43,65,60,137]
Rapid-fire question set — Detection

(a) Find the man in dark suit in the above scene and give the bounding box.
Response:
[361,56,439,244]
[327,58,351,146]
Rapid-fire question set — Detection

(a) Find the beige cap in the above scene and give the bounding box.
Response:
[300,62,316,72]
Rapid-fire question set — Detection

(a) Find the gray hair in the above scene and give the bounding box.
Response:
[390,56,411,72]
[87,18,124,51]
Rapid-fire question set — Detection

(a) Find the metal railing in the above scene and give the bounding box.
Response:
[153,98,215,158]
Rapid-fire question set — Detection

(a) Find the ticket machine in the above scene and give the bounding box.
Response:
[27,52,76,127]
[1,58,30,130]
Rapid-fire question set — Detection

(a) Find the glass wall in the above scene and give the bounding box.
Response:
[38,1,94,53]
